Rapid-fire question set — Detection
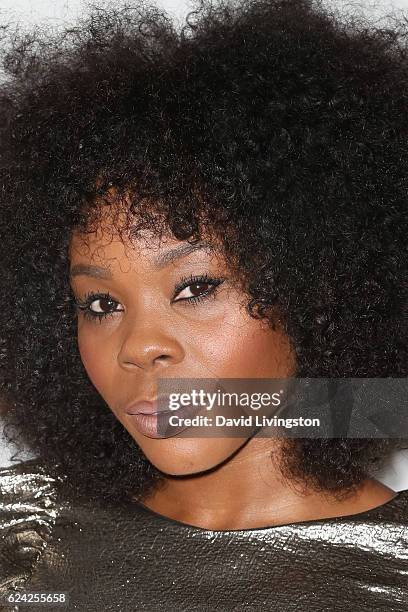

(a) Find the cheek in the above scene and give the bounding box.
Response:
[197,310,295,378]
[77,324,116,399]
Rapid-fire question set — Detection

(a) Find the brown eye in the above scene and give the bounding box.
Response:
[172,275,225,306]
[181,282,209,299]
[89,297,118,313]
[74,291,124,321]
[174,282,212,301]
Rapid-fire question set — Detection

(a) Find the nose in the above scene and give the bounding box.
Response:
[117,322,185,372]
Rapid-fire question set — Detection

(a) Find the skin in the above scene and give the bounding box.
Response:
[68,204,397,531]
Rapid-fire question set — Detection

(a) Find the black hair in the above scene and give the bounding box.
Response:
[0,0,406,503]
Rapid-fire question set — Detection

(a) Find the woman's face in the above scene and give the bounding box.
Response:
[68,209,296,475]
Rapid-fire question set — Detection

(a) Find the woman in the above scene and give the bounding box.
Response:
[0,0,407,609]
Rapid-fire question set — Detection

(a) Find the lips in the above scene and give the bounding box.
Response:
[125,395,175,416]
[124,394,208,438]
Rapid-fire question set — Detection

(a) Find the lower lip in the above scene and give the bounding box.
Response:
[125,404,202,438]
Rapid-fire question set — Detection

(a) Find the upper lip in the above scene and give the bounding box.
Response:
[125,395,173,416]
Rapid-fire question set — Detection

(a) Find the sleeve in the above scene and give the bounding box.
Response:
[0,459,58,610]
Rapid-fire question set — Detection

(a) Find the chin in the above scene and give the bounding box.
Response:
[136,436,247,476]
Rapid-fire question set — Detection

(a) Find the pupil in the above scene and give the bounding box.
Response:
[99,298,112,311]
[191,282,208,296]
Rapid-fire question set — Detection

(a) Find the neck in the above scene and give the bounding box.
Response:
[137,438,397,530]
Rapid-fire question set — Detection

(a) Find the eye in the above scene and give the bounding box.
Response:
[173,274,225,306]
[73,291,124,322]
[72,274,226,322]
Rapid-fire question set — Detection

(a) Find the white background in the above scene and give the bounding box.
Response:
[0,0,407,490]
[1,0,408,32]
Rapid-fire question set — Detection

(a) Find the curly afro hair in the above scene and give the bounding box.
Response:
[0,0,407,504]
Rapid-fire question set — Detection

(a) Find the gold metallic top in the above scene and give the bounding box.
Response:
[0,458,408,611]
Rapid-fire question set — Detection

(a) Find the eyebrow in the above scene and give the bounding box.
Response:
[69,240,214,279]
[154,240,214,269]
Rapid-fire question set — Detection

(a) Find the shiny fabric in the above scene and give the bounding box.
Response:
[0,458,408,611]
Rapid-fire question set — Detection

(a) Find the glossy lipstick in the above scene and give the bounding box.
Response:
[124,396,204,438]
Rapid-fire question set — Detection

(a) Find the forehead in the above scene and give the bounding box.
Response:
[70,224,184,257]
[68,216,221,278]
[68,194,226,277]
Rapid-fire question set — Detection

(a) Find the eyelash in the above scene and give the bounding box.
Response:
[73,273,225,322]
